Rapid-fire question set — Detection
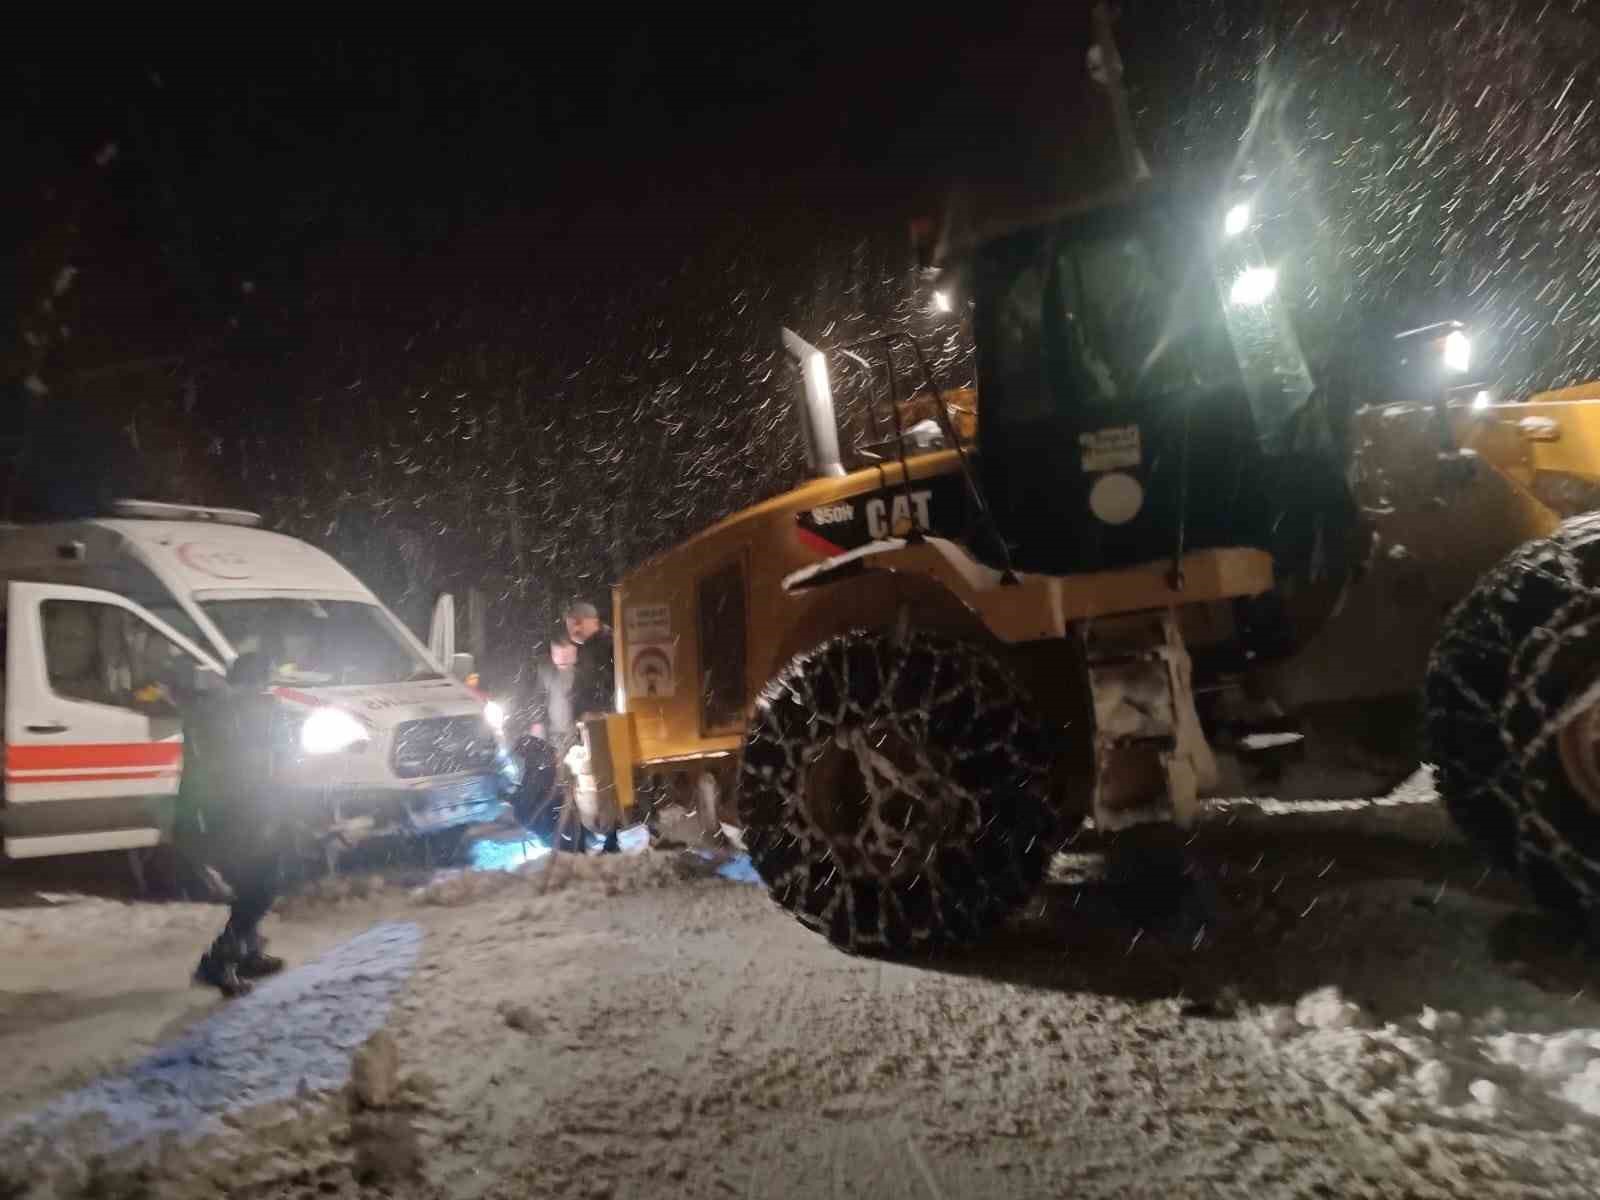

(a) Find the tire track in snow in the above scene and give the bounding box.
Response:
[0,921,421,1159]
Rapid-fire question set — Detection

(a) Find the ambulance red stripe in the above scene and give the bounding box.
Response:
[5,743,183,770]
[4,770,174,784]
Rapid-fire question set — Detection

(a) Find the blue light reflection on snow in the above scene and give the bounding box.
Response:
[469,835,552,872]
[0,922,422,1157]
[466,824,751,879]
[715,855,762,885]
[688,850,761,885]
[465,823,651,872]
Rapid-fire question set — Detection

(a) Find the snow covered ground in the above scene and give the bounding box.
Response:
[3,777,1600,1198]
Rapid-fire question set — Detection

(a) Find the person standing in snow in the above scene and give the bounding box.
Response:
[529,632,579,745]
[174,652,291,998]
[514,633,579,840]
[564,599,621,853]
[564,600,615,722]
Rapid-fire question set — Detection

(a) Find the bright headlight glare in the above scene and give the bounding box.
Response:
[1223,202,1251,237]
[932,288,953,313]
[483,700,506,733]
[1443,330,1472,373]
[300,706,369,755]
[1229,265,1278,307]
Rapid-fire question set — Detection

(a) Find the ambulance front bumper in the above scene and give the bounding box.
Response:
[287,771,510,840]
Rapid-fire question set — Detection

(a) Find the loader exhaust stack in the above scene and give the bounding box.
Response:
[782,327,846,479]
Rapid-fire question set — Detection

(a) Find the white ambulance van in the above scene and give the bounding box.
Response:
[0,500,511,860]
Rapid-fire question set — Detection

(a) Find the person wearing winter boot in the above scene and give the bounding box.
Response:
[175,652,290,998]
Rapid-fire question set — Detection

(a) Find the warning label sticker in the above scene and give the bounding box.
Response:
[628,642,676,698]
[624,603,671,643]
[1079,425,1142,473]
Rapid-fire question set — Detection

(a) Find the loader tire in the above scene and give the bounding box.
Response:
[1424,513,1600,934]
[738,630,1056,953]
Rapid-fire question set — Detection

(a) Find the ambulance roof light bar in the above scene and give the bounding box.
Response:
[109,499,264,527]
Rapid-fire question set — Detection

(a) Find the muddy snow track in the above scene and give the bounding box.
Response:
[376,860,1600,1200]
[6,794,1600,1198]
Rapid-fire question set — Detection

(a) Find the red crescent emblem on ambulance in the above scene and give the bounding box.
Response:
[177,542,253,580]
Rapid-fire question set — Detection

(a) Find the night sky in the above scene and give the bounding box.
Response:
[5,10,1093,363]
[5,3,1599,677]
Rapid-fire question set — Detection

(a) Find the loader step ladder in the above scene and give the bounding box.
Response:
[1082,611,1218,831]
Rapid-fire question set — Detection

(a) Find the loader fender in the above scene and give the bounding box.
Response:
[764,563,1000,690]
[766,560,1092,818]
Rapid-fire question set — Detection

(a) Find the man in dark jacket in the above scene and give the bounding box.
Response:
[175,652,290,998]
[513,633,578,840]
[563,600,620,852]
[564,601,615,721]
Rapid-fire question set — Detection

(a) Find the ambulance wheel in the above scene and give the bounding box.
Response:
[422,827,469,866]
[737,629,1056,953]
[1425,513,1600,935]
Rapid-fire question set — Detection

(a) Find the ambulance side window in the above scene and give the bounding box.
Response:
[41,600,189,716]
[697,559,747,734]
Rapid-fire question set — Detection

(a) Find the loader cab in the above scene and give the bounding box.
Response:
[962,185,1328,578]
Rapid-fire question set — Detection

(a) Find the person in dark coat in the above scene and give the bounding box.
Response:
[174,652,291,998]
[513,633,578,841]
[564,601,615,722]
[530,633,579,746]
[563,600,620,852]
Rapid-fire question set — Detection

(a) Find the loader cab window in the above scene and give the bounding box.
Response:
[697,559,747,735]
[983,209,1237,423]
[976,196,1313,450]
[41,600,192,716]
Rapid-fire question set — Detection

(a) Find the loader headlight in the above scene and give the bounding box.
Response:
[483,700,507,734]
[1443,330,1472,373]
[300,707,370,755]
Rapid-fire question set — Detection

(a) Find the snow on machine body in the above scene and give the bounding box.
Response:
[1,501,512,862]
[575,9,1600,948]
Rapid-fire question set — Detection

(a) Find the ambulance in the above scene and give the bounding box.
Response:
[0,501,511,860]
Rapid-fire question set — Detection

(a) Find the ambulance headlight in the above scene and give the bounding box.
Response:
[483,700,507,734]
[1228,265,1278,307]
[300,707,370,755]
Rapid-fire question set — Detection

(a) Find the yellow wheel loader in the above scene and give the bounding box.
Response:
[572,11,1600,951]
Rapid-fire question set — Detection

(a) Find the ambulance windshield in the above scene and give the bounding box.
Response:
[198,597,442,686]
